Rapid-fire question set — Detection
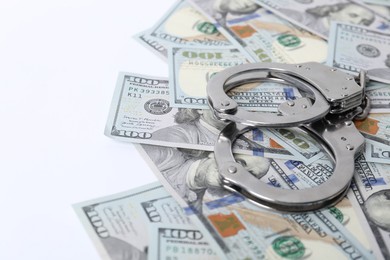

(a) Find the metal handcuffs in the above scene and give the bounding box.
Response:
[207,62,369,212]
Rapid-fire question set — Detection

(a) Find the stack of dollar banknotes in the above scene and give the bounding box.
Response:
[73,0,390,259]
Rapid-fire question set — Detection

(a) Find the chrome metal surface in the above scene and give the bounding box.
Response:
[207,62,365,127]
[207,62,368,212]
[214,119,364,212]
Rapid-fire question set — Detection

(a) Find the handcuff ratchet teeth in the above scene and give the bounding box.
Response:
[207,62,369,212]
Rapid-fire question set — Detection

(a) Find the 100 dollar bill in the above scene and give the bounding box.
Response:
[137,143,373,260]
[348,155,390,259]
[190,0,327,63]
[104,72,307,161]
[253,0,390,39]
[73,182,221,260]
[169,46,301,110]
[327,21,390,84]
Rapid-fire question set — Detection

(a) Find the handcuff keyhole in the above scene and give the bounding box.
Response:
[341,137,347,141]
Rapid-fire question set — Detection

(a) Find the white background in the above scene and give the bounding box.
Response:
[0,0,176,259]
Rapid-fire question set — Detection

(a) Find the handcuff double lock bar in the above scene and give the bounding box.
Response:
[207,62,369,212]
